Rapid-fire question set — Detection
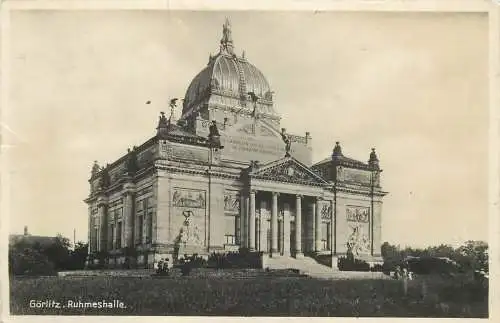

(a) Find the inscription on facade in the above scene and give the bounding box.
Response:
[172,188,206,209]
[225,136,284,156]
[346,206,370,223]
[171,146,209,162]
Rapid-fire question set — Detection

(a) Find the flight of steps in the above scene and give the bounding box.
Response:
[263,255,389,280]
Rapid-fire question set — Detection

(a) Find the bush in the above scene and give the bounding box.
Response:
[406,257,460,275]
[207,250,263,269]
[9,248,56,276]
[338,255,370,271]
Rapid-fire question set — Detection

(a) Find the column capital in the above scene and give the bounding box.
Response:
[97,196,108,206]
[296,194,303,199]
[123,183,136,195]
[272,192,280,197]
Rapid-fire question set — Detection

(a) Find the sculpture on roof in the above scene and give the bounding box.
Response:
[156,111,169,138]
[169,98,179,121]
[332,141,343,158]
[220,18,234,54]
[99,166,110,189]
[91,161,100,177]
[280,129,292,157]
[208,120,222,148]
[126,149,139,175]
[368,148,380,170]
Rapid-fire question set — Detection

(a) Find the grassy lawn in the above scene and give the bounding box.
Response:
[9,270,488,317]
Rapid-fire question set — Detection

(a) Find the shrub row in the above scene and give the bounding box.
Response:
[337,255,384,272]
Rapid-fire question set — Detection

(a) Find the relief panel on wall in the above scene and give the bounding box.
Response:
[345,206,370,255]
[224,191,241,213]
[320,203,332,220]
[171,188,207,247]
[342,169,372,185]
[172,188,206,209]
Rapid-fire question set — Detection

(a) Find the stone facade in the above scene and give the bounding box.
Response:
[84,19,387,269]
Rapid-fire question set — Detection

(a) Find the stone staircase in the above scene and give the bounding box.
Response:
[263,255,390,280]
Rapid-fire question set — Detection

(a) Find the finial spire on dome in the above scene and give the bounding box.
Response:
[220,17,234,55]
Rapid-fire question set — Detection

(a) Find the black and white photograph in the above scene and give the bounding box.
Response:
[2,0,498,319]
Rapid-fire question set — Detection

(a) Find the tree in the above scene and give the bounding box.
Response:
[43,234,72,270]
[9,244,55,276]
[381,241,400,261]
[456,240,488,272]
[68,242,88,270]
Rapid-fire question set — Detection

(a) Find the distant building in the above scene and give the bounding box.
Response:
[84,19,388,269]
[9,226,58,249]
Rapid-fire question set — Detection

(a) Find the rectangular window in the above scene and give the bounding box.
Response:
[136,199,144,212]
[116,221,122,248]
[147,197,153,209]
[146,211,153,243]
[93,228,98,251]
[224,215,236,245]
[109,224,115,250]
[137,215,143,245]
[235,216,241,244]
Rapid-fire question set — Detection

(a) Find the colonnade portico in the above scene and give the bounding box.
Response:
[242,188,328,257]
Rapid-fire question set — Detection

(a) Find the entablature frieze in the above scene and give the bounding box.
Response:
[155,164,241,181]
[249,179,327,190]
[248,179,325,198]
[333,184,387,197]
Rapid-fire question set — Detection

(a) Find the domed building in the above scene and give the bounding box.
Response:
[84,19,387,270]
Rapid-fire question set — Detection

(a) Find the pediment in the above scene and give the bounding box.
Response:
[250,157,329,186]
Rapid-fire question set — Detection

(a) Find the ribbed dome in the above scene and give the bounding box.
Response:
[181,19,276,119]
[182,55,272,114]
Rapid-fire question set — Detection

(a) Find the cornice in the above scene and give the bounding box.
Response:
[249,174,329,188]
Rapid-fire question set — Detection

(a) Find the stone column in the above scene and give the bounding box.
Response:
[87,206,92,254]
[97,196,108,252]
[239,194,245,246]
[271,192,279,255]
[122,184,135,248]
[283,203,290,256]
[112,216,117,250]
[314,198,322,252]
[295,195,303,257]
[259,201,267,252]
[249,190,256,251]
[244,196,249,248]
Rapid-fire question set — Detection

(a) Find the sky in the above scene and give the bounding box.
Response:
[4,10,489,248]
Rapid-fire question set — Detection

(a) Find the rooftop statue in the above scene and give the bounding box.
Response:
[169,98,179,121]
[91,160,100,176]
[280,131,292,157]
[208,120,222,148]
